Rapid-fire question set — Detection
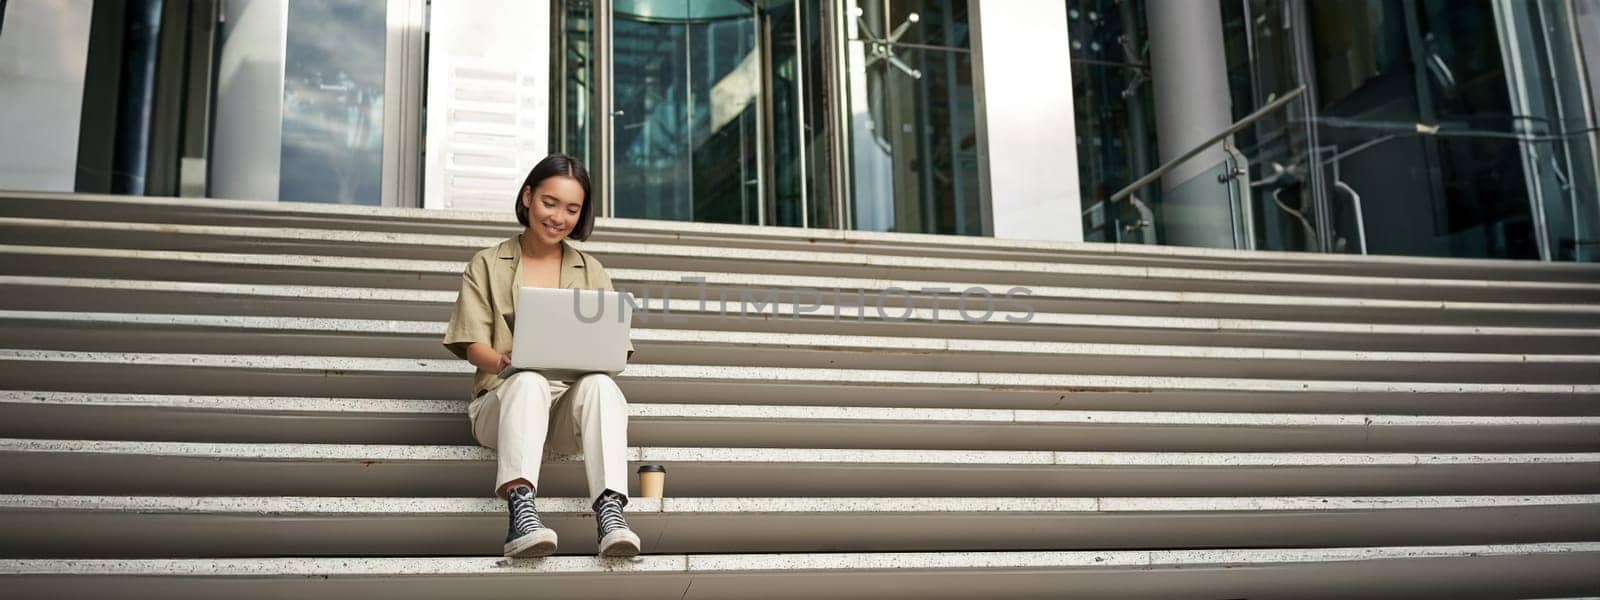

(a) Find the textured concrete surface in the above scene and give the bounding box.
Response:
[4,191,1599,597]
[14,308,1600,367]
[1,543,1594,574]
[6,494,1594,515]
[12,270,1600,321]
[10,190,1600,276]
[8,275,1600,343]
[9,392,1594,453]
[8,438,1593,468]
[16,394,1591,432]
[5,350,1598,394]
[8,216,1600,294]
[4,494,1595,558]
[0,275,455,303]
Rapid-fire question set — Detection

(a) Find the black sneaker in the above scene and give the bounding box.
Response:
[503,485,558,558]
[594,490,640,557]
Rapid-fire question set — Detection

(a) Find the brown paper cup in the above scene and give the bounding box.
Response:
[638,464,666,498]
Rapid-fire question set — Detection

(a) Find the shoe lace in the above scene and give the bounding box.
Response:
[508,487,545,533]
[596,494,629,536]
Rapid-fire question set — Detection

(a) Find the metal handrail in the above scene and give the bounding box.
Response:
[1109,86,1307,204]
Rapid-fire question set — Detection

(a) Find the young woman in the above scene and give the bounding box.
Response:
[443,154,640,558]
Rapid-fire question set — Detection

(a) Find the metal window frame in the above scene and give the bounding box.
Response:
[381,0,426,208]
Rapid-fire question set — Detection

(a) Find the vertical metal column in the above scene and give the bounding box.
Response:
[381,0,425,208]
[596,0,615,217]
[552,0,567,155]
[1492,0,1554,260]
[1146,0,1235,248]
[760,11,778,225]
[794,0,811,228]
[178,0,217,198]
[111,0,164,195]
[145,0,189,197]
[747,6,764,226]
[821,0,851,230]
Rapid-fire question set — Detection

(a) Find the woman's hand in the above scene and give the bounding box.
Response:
[465,342,511,374]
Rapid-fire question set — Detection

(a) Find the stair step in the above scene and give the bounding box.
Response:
[5,278,1600,354]
[3,494,1595,557]
[2,439,1595,497]
[4,391,1597,451]
[1,543,1596,599]
[4,350,1598,414]
[2,193,1596,596]
[13,261,1600,329]
[4,240,1599,305]
[611,268,1600,327]
[5,311,1598,383]
[7,193,1600,281]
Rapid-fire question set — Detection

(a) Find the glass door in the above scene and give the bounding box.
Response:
[593,0,825,226]
[610,0,759,223]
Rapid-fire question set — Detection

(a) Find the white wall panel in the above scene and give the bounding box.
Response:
[424,0,551,213]
[970,0,1082,242]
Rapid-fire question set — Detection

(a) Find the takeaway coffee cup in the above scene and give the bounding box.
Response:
[637,464,666,498]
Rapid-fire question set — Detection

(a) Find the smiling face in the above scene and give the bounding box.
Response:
[520,175,586,248]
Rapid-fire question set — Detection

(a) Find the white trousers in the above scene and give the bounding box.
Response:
[468,371,630,503]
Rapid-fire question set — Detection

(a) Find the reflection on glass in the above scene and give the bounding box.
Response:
[767,0,810,228]
[556,0,596,167]
[889,0,970,49]
[1310,0,1538,259]
[795,0,833,229]
[1501,0,1600,261]
[612,0,762,224]
[1222,0,1322,253]
[846,0,980,236]
[1210,0,1599,261]
[1068,0,1158,243]
[279,0,386,205]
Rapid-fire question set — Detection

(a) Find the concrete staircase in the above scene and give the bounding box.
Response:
[0,191,1598,599]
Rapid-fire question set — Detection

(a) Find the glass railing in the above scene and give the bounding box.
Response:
[1078,0,1600,262]
[1094,81,1600,262]
[1097,87,1309,250]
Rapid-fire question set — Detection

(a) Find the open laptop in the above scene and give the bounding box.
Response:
[499,287,633,380]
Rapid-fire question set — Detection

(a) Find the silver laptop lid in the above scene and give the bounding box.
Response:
[507,287,633,377]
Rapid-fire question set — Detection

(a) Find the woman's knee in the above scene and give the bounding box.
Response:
[575,373,625,401]
[501,372,552,401]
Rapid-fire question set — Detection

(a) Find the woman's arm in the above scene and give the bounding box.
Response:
[464,342,512,374]
[444,253,502,366]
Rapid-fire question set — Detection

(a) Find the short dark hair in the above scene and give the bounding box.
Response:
[515,154,595,241]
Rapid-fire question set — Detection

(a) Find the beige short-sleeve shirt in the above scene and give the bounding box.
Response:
[443,235,633,399]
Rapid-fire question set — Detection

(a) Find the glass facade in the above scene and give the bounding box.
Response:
[1067,0,1157,243]
[611,1,761,223]
[2,0,1598,260]
[1219,0,1321,254]
[1302,0,1564,259]
[554,0,598,171]
[844,0,981,235]
[0,0,422,204]
[1071,0,1600,261]
[278,0,388,205]
[556,0,832,227]
[37,0,403,205]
